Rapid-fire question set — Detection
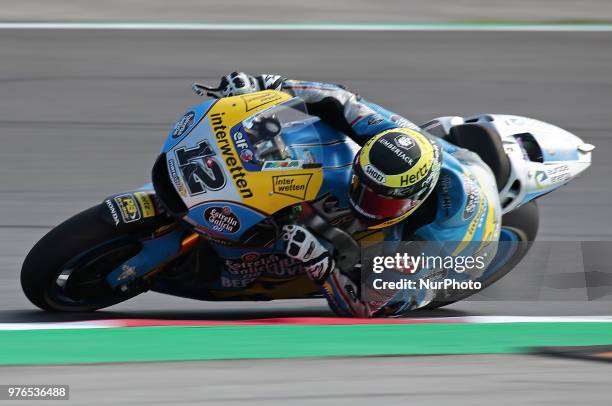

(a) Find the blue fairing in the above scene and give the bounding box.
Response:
[160,99,217,153]
[290,120,357,207]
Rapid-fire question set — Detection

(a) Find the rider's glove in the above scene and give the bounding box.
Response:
[281,225,334,282]
[193,72,285,98]
[255,74,285,92]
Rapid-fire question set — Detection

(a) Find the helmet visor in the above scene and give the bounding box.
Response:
[349,176,421,221]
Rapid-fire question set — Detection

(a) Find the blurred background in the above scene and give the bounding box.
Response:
[3,0,612,22]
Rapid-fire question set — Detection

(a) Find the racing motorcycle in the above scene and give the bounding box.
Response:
[20,90,594,312]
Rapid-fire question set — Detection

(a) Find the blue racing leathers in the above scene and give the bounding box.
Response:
[205,75,502,317]
[271,79,501,316]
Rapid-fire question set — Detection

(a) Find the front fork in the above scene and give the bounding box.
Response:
[105,229,200,291]
[98,185,200,291]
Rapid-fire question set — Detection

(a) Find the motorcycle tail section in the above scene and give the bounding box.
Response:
[422,114,594,214]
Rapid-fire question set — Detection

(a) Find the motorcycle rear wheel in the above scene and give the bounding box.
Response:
[422,200,539,310]
[21,205,149,312]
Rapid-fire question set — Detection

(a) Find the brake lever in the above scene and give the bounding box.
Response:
[301,199,362,275]
[191,82,220,97]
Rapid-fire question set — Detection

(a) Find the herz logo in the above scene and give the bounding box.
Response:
[272,174,313,200]
[175,140,226,196]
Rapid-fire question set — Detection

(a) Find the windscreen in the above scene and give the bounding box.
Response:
[239,98,322,170]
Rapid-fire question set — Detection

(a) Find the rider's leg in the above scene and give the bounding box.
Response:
[319,268,371,317]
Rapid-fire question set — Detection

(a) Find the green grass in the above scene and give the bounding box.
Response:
[1,322,612,365]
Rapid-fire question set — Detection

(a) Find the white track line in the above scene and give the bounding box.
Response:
[1,316,612,330]
[0,321,121,330]
[465,316,612,324]
[1,22,612,32]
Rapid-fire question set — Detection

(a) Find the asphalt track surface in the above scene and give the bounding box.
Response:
[1,355,611,406]
[0,29,611,404]
[3,0,612,23]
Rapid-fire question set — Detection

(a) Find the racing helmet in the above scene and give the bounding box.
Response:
[349,128,442,228]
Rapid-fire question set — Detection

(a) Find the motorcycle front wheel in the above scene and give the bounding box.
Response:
[21,205,150,312]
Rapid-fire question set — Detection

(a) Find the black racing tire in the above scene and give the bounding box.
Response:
[422,200,539,310]
[21,205,148,312]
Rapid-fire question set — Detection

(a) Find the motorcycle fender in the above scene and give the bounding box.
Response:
[100,190,170,231]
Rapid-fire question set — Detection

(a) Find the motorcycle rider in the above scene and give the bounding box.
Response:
[197,72,501,317]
